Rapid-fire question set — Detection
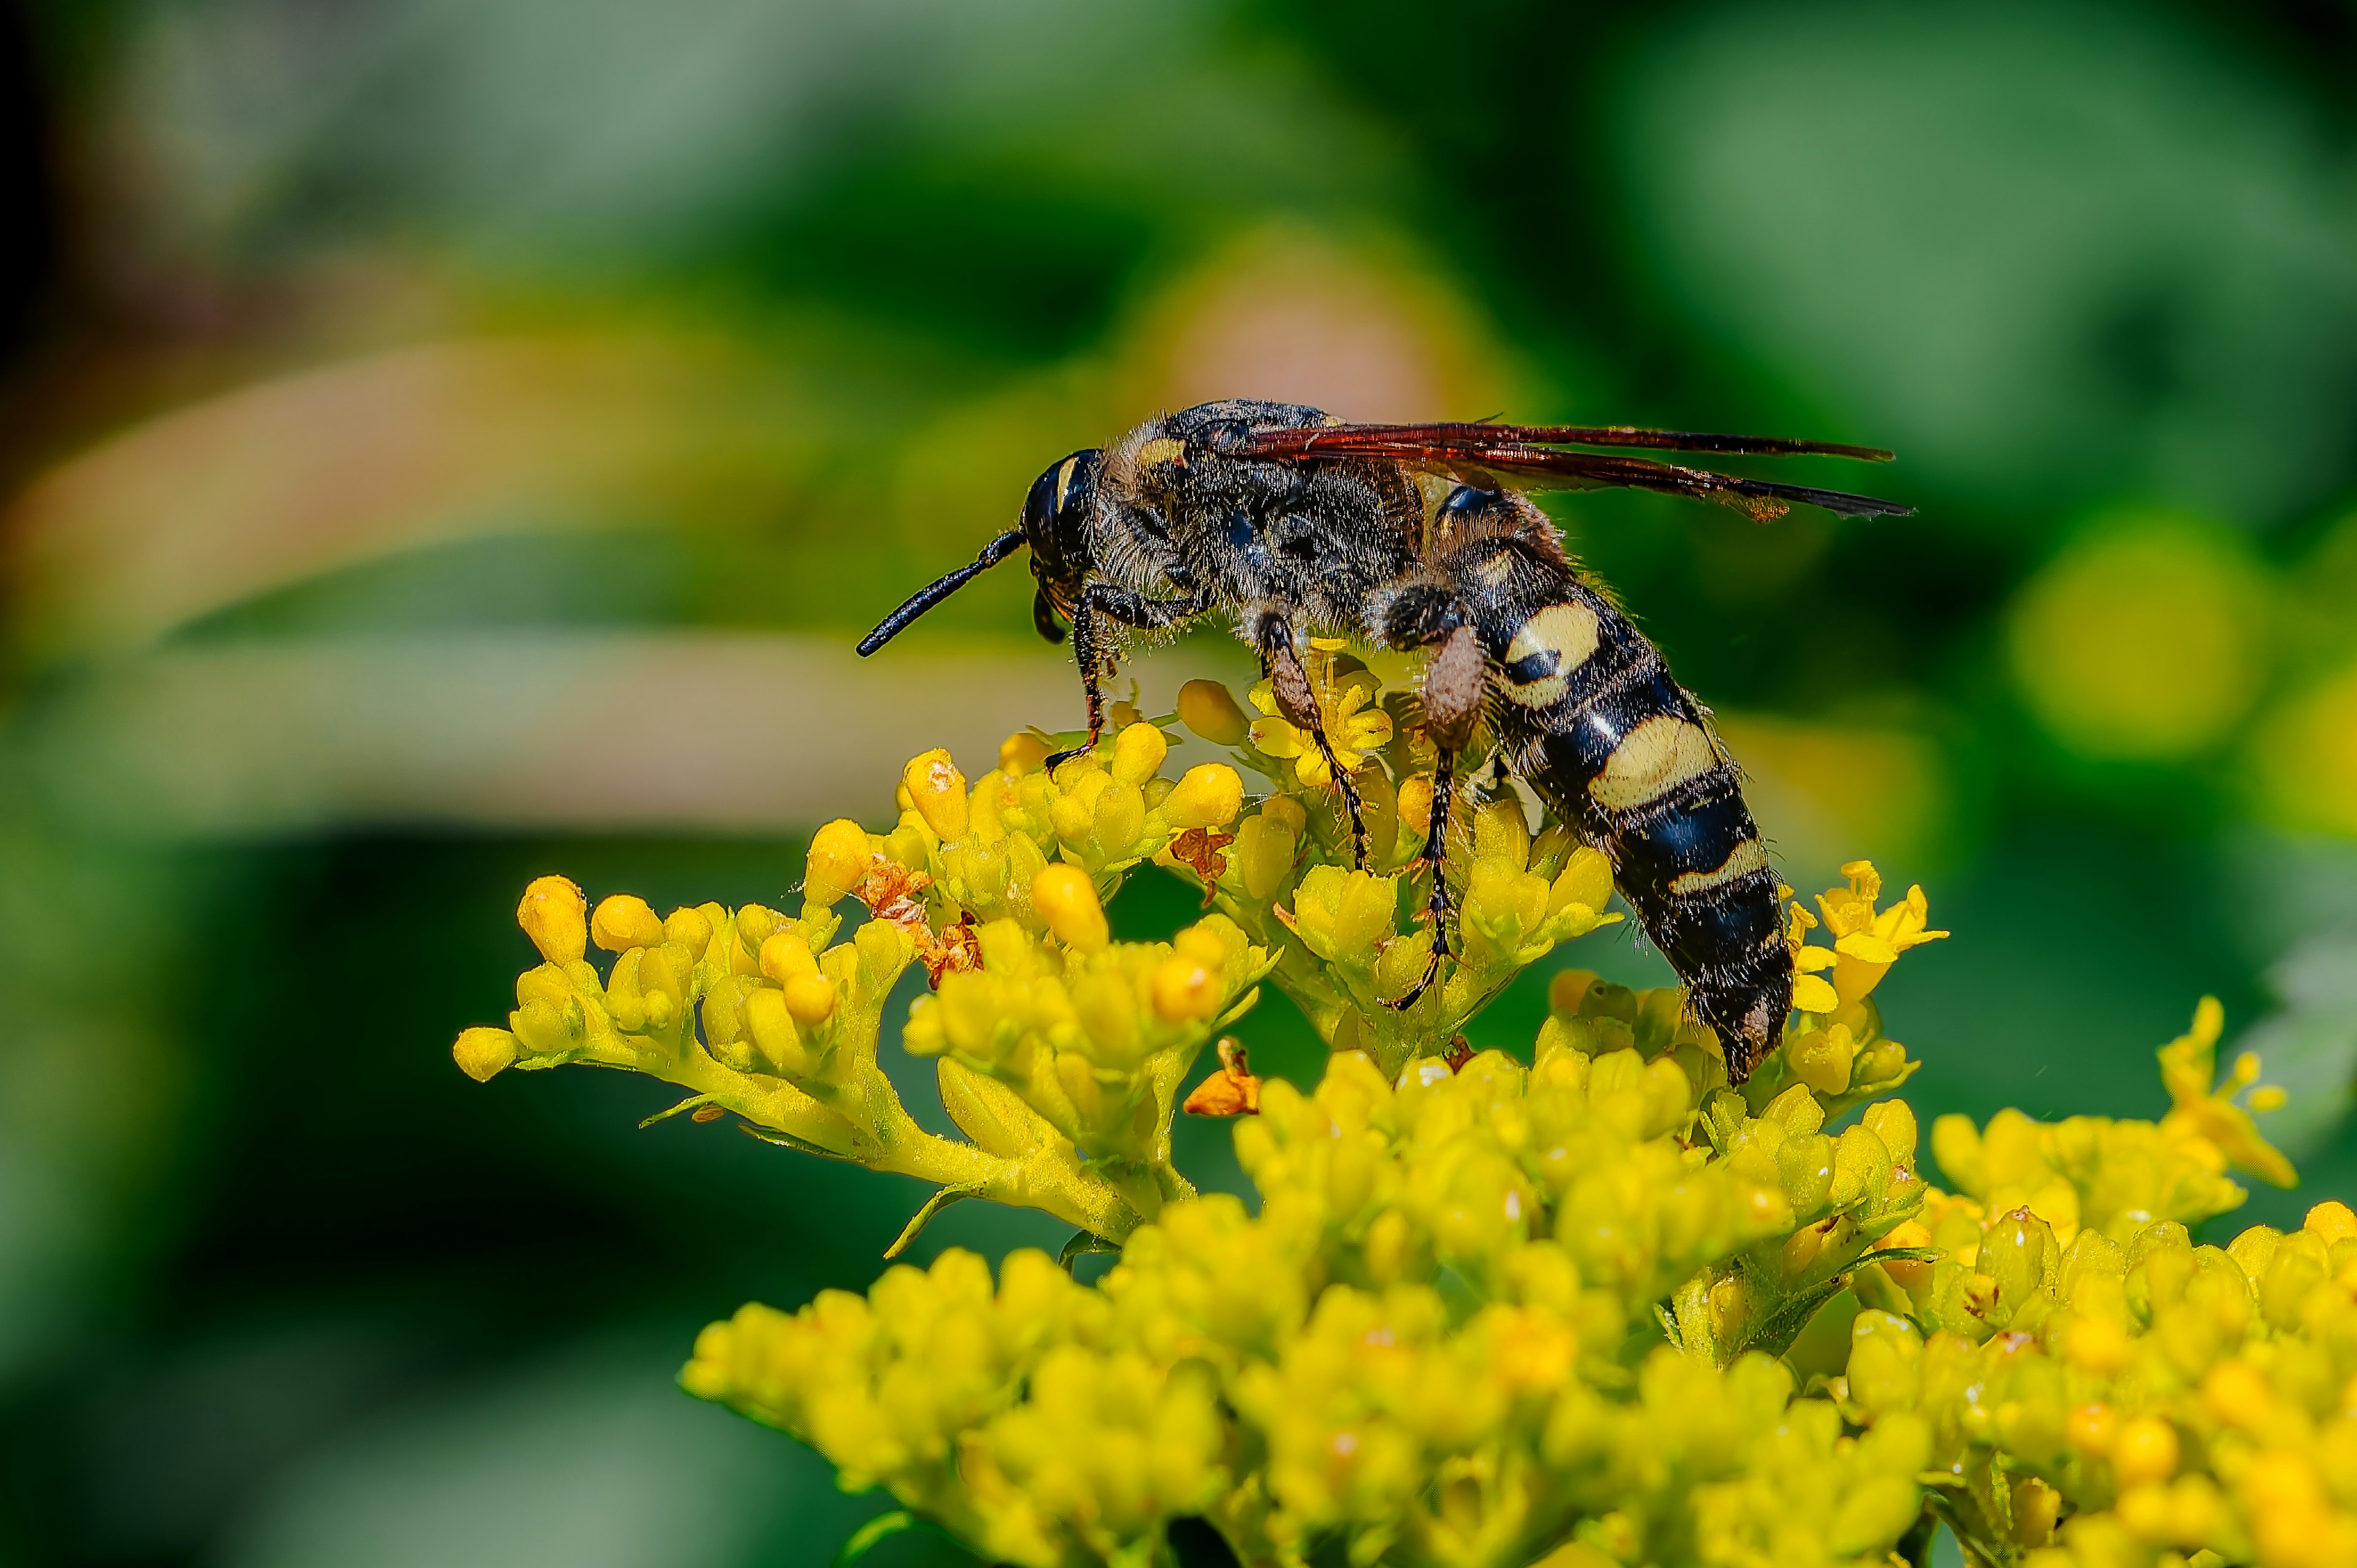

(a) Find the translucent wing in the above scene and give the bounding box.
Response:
[1234,422,1912,521]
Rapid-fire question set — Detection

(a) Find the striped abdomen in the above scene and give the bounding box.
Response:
[1457,547,1792,1079]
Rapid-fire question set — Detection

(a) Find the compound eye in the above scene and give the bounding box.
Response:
[1053,449,1102,520]
[1023,463,1064,536]
[1439,484,1503,520]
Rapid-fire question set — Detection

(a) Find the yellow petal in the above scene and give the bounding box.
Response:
[1792,973,1840,1013]
[1250,718,1306,759]
[1835,932,1900,965]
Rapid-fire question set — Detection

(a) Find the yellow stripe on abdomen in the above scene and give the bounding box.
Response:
[1668,838,1770,897]
[1500,601,1602,708]
[1588,714,1717,809]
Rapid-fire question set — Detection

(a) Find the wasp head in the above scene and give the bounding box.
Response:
[1021,448,1099,644]
[855,446,1102,658]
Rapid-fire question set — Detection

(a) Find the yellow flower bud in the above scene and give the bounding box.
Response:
[1032,863,1109,951]
[1396,773,1434,841]
[2111,1415,2178,1485]
[1093,779,1147,851]
[1000,731,1051,775]
[1109,722,1168,786]
[2202,1360,2275,1431]
[2066,1402,2116,1455]
[742,987,808,1075]
[1786,1022,1857,1095]
[2307,1200,2357,1245]
[1230,814,1297,902]
[1848,1309,1922,1416]
[1153,951,1223,1021]
[1552,846,1615,916]
[902,749,970,841]
[1473,794,1531,868]
[1166,763,1245,828]
[2010,1477,2060,1548]
[516,875,588,964]
[1176,679,1249,745]
[784,973,838,1027]
[1261,795,1308,838]
[1872,1219,1934,1294]
[664,905,713,959]
[805,819,872,908]
[452,1025,519,1082]
[2061,1313,2132,1375]
[591,894,665,952]
[761,930,819,986]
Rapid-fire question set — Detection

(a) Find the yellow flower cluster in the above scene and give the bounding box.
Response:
[454,665,2338,1568]
[452,720,1283,1240]
[683,927,1971,1568]
[686,981,2312,1568]
[1766,859,1947,1104]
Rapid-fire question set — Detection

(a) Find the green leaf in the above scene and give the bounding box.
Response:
[638,1093,716,1129]
[737,1123,856,1162]
[883,1186,978,1260]
[1059,1228,1121,1273]
[1737,1273,1859,1361]
[834,1510,916,1567]
[1738,1249,1938,1361]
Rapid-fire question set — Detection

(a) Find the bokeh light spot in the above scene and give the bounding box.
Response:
[2251,660,2357,840]
[2007,513,2271,761]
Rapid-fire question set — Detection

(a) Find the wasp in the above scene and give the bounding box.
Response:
[857,401,1910,1081]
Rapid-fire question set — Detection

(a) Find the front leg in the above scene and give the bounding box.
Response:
[1250,610,1369,870]
[1045,598,1114,773]
[1044,585,1211,772]
[1083,582,1209,631]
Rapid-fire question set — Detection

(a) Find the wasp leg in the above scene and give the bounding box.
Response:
[1385,743,1457,1011]
[1044,599,1114,773]
[1044,586,1210,772]
[1256,616,1369,869]
[1082,582,1209,630]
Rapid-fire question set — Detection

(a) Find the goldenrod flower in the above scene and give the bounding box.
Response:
[450,660,2357,1568]
[1244,641,1394,787]
[1787,860,1946,1018]
[2157,994,2297,1188]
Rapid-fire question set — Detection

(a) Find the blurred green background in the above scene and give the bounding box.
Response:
[2,1,2355,1562]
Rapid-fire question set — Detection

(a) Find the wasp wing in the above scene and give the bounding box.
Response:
[1235,422,1913,521]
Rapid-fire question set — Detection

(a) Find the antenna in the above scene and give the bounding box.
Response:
[856,530,1028,656]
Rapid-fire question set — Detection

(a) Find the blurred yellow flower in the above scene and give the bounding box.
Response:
[2250,655,2357,839]
[2157,995,2296,1189]
[2006,512,2272,761]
